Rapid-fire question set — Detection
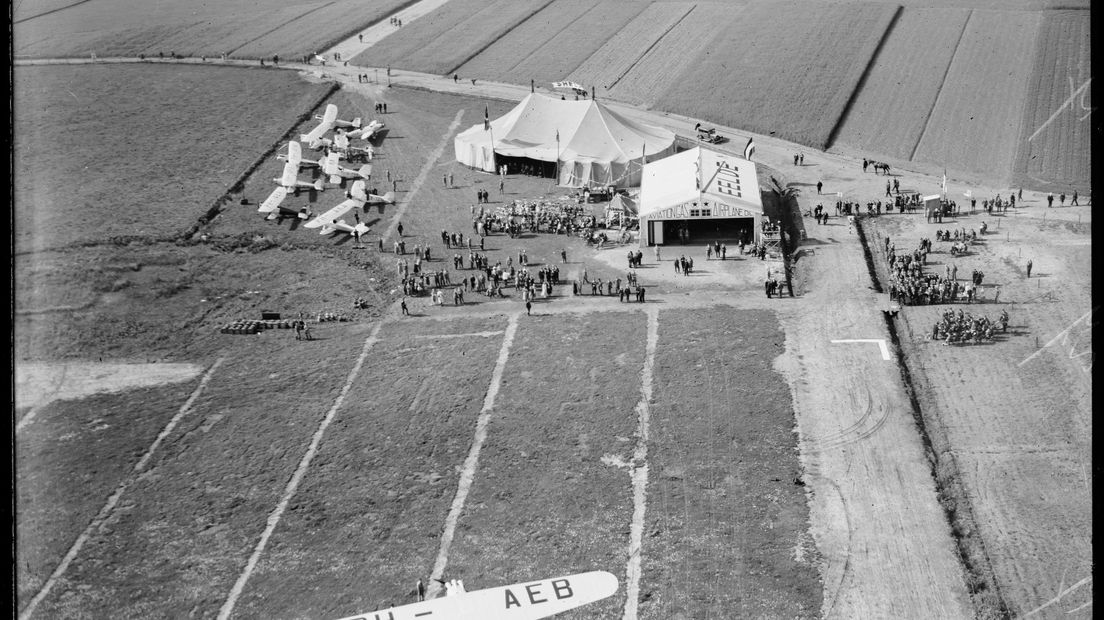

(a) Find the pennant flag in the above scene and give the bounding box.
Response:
[743,137,755,160]
[963,189,973,199]
[941,168,947,194]
[484,106,490,131]
[556,129,559,142]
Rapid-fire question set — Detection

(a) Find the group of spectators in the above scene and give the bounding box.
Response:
[932,308,1008,345]
[884,236,989,305]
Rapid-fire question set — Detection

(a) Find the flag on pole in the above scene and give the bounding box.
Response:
[743,137,755,160]
[484,106,490,131]
[941,168,947,195]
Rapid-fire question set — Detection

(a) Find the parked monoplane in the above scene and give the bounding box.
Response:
[304,180,393,233]
[321,151,372,185]
[330,570,617,620]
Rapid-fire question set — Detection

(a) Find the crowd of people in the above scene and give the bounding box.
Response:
[883,235,992,305]
[932,308,1008,345]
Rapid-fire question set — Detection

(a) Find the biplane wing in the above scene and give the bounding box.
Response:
[259,186,290,213]
[304,198,358,229]
[330,571,617,620]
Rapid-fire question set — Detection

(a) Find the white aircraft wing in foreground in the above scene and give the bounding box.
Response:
[322,151,372,184]
[331,571,618,620]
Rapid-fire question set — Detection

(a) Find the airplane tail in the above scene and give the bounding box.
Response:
[357,164,372,179]
[354,223,370,236]
[314,179,325,192]
[351,117,362,128]
[329,174,342,185]
[381,191,395,204]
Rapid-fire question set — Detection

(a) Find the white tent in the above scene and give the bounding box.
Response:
[454,93,675,188]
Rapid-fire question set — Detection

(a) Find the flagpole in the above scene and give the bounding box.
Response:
[485,106,497,174]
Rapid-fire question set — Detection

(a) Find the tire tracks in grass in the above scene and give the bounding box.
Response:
[13,0,96,25]
[383,109,464,241]
[18,357,225,620]
[220,2,339,59]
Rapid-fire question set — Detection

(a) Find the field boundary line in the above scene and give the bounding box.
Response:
[427,313,519,597]
[216,323,383,620]
[18,357,225,620]
[383,109,464,241]
[908,9,972,162]
[605,4,695,92]
[824,4,901,150]
[621,306,659,620]
[442,0,556,77]
[12,0,94,25]
[209,1,337,58]
[503,0,594,75]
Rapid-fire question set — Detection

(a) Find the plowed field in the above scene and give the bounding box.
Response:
[1010,9,1092,193]
[865,207,1091,618]
[605,2,744,107]
[831,7,971,161]
[652,0,898,149]
[13,0,412,59]
[566,2,696,94]
[911,10,1042,183]
[352,0,552,76]
[486,0,652,88]
[452,0,597,84]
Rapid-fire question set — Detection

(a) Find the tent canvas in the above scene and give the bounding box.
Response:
[454,93,676,188]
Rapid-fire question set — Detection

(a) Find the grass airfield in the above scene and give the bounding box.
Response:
[14,2,1093,616]
[15,64,820,618]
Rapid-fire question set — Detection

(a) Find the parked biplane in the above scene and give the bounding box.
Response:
[258,149,325,215]
[305,179,393,235]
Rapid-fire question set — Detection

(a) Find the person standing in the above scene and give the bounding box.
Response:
[1047,192,1054,207]
[401,297,409,315]
[448,172,454,187]
[526,300,532,315]
[397,221,404,237]
[817,180,823,195]
[1026,259,1033,278]
[1072,190,1078,205]
[499,178,505,194]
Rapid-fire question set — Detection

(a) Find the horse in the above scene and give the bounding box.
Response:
[873,162,891,175]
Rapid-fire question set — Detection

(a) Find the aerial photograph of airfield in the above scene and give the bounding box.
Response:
[13,0,1092,617]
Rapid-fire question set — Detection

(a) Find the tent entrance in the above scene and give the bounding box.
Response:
[660,218,755,245]
[496,154,557,179]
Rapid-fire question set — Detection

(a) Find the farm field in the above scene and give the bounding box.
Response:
[831,7,971,162]
[1010,9,1092,193]
[651,0,898,149]
[12,0,411,59]
[566,2,696,96]
[910,10,1042,185]
[473,0,652,88]
[604,2,744,107]
[864,207,1092,617]
[351,0,553,76]
[12,64,332,252]
[452,0,597,84]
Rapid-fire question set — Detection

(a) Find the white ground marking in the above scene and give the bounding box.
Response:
[830,338,892,361]
[383,110,464,242]
[427,313,519,598]
[622,307,659,620]
[217,324,383,620]
[413,330,505,339]
[19,357,225,620]
[1023,575,1092,617]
